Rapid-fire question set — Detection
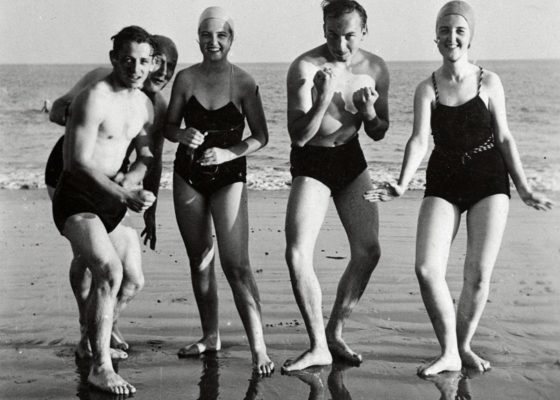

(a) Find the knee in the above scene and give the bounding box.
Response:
[221,253,252,281]
[352,240,381,269]
[187,246,214,273]
[463,264,492,292]
[415,263,444,286]
[92,257,123,294]
[122,270,145,294]
[285,245,312,272]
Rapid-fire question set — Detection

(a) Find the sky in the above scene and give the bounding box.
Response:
[1,0,559,64]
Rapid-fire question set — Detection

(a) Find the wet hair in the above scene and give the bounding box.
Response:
[110,25,154,55]
[321,0,368,32]
[152,35,179,64]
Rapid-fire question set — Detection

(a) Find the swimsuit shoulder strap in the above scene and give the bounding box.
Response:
[431,72,440,104]
[477,65,484,96]
[229,64,235,102]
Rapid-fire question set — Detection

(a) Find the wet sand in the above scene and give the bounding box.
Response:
[1,189,559,399]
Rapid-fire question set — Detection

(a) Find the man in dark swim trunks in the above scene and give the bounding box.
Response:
[52,26,157,395]
[282,0,390,372]
[46,34,178,358]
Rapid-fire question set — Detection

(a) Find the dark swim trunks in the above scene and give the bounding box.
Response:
[425,67,510,213]
[52,171,127,234]
[174,95,246,197]
[290,134,367,195]
[45,135,131,189]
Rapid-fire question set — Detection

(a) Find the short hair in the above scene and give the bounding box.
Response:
[111,25,154,55]
[321,0,368,31]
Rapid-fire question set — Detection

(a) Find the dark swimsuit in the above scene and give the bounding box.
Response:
[52,171,127,233]
[174,66,246,196]
[290,134,368,195]
[425,67,510,213]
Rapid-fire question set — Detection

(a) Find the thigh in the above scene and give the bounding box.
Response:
[416,197,461,271]
[173,172,214,256]
[465,194,509,273]
[285,176,331,251]
[333,170,379,252]
[209,182,249,263]
[63,214,121,278]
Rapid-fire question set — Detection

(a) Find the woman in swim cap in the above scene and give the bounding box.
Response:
[165,7,274,376]
[365,0,552,376]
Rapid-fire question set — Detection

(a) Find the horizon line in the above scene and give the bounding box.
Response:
[2,57,560,66]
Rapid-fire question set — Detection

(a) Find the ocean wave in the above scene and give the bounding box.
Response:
[2,167,558,192]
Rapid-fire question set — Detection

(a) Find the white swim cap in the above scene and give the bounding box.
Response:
[198,6,235,37]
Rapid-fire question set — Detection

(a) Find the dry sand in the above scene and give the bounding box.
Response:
[1,189,559,399]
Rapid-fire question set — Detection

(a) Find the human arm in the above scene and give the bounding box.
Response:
[286,60,335,147]
[353,59,390,141]
[364,80,432,202]
[199,73,269,166]
[164,70,206,149]
[49,67,111,126]
[487,72,553,210]
[140,97,166,250]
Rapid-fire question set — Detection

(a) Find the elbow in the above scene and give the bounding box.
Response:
[163,125,177,142]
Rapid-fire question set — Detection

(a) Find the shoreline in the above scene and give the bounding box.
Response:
[1,189,559,399]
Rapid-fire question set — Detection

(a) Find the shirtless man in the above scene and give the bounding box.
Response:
[46,35,178,358]
[51,26,156,394]
[282,0,390,372]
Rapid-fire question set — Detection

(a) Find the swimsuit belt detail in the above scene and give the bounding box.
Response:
[434,136,495,165]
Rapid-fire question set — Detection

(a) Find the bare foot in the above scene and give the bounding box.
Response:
[110,324,129,351]
[281,348,332,373]
[178,336,221,358]
[460,349,491,373]
[88,365,136,395]
[327,338,362,366]
[252,350,275,376]
[417,353,462,377]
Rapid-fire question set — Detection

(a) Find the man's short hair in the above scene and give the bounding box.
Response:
[111,26,154,55]
[321,0,368,31]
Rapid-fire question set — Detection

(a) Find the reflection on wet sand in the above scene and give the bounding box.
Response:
[194,352,264,400]
[422,371,473,400]
[282,362,357,400]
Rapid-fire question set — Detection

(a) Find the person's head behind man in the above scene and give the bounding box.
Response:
[321,0,368,62]
[109,25,154,90]
[144,35,179,93]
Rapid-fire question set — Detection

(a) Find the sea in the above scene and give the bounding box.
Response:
[1,60,558,192]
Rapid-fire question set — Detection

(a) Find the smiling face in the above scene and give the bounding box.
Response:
[198,18,233,61]
[323,11,366,62]
[110,41,153,89]
[144,53,177,93]
[436,14,471,62]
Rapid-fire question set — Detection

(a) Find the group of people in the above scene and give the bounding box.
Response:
[46,0,552,395]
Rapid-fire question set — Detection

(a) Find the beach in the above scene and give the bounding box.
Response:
[1,188,559,399]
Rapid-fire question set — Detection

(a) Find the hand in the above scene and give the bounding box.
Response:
[313,67,336,104]
[363,182,405,203]
[519,190,554,211]
[198,147,234,166]
[141,204,157,250]
[177,127,206,150]
[126,189,156,213]
[352,86,379,118]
